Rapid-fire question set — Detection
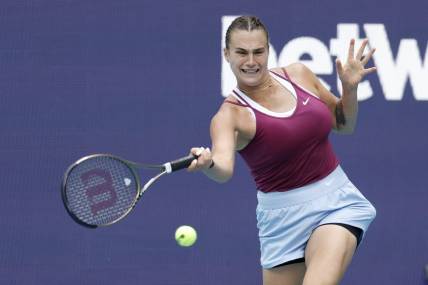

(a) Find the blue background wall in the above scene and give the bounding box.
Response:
[0,0,427,284]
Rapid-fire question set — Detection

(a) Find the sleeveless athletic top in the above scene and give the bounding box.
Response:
[226,69,339,193]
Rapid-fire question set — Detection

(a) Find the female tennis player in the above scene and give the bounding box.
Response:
[188,16,376,285]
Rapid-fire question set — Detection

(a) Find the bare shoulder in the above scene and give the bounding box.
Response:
[211,95,240,127]
[272,63,319,93]
[271,63,314,79]
[212,95,254,133]
[217,95,250,116]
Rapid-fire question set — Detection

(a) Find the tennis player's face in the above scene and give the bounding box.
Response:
[224,29,269,88]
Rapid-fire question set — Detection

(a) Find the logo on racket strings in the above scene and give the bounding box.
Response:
[81,169,118,215]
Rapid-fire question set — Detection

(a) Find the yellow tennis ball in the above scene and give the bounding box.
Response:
[175,225,197,247]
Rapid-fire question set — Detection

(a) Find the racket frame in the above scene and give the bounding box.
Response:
[62,153,196,228]
[62,154,145,228]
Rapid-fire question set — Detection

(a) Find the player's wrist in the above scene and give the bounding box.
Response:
[202,159,215,172]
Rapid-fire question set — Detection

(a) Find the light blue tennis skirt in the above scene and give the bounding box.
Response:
[256,165,376,269]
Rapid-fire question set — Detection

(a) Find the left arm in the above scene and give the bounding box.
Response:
[333,38,377,133]
[287,39,376,134]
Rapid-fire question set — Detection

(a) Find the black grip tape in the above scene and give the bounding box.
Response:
[170,154,198,172]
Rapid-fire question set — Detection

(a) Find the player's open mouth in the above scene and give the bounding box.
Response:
[241,68,260,74]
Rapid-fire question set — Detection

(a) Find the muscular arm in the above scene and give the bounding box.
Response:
[200,105,237,183]
[328,39,376,133]
[334,86,358,133]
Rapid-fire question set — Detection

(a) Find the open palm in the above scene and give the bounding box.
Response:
[336,39,377,89]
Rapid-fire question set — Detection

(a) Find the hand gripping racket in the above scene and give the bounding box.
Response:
[61,153,196,228]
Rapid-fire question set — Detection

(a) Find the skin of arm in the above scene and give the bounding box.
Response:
[188,103,238,183]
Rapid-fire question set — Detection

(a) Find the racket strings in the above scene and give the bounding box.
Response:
[65,157,139,226]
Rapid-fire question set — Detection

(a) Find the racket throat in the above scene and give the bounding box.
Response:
[141,171,168,194]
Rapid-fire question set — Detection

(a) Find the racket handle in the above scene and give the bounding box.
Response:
[164,154,198,173]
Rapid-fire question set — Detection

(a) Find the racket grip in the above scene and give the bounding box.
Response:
[165,154,198,173]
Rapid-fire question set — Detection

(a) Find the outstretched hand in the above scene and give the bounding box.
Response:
[336,39,377,90]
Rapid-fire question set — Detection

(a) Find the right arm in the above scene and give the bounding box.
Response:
[187,104,237,183]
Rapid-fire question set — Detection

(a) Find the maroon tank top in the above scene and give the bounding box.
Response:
[227,69,339,193]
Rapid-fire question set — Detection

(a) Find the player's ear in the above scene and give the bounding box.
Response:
[223,48,230,63]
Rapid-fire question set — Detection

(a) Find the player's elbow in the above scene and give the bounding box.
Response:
[215,177,232,184]
[342,128,355,135]
[205,166,233,184]
[334,123,356,135]
[213,170,233,183]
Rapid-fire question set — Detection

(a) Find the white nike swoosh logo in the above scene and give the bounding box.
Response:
[303,98,310,105]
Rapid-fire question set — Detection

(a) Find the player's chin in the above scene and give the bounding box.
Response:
[239,76,262,87]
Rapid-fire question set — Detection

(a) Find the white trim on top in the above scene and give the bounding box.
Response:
[293,82,320,99]
[271,71,320,99]
[230,93,256,121]
[269,72,298,100]
[233,73,297,118]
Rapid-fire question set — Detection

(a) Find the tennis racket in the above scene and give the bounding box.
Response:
[61,153,196,228]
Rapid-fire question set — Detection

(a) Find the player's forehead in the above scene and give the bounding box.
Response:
[228,29,268,50]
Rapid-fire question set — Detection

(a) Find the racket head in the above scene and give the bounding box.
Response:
[61,154,142,228]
